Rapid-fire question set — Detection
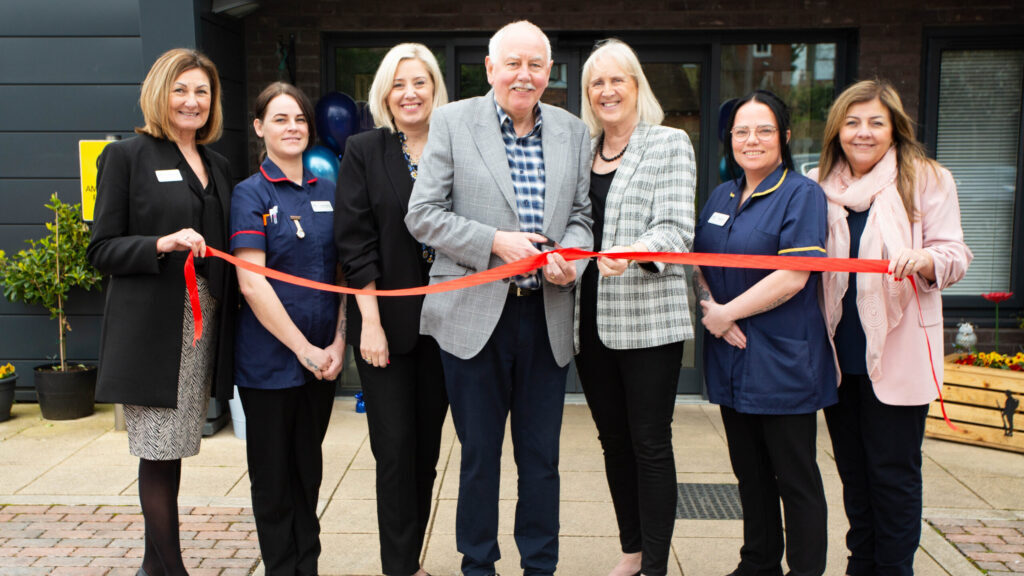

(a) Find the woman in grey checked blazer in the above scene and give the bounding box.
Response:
[574,39,696,576]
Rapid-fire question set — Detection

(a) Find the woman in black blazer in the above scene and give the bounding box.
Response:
[335,43,449,576]
[87,48,236,576]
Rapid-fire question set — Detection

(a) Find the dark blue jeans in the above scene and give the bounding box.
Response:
[825,374,929,576]
[441,293,568,576]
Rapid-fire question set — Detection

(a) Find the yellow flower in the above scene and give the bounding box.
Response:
[0,363,15,378]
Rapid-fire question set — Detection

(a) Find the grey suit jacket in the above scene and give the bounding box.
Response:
[405,92,593,366]
[574,122,696,351]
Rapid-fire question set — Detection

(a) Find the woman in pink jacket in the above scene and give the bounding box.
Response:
[810,79,972,576]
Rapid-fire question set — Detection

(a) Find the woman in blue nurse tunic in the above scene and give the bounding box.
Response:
[230,82,346,576]
[693,90,836,576]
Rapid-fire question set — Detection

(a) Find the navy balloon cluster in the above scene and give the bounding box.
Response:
[303,91,369,184]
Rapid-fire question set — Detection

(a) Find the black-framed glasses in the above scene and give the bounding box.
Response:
[731,125,778,142]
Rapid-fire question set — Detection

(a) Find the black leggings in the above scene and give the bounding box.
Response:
[576,320,683,576]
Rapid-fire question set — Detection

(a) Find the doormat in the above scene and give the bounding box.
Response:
[676,483,743,520]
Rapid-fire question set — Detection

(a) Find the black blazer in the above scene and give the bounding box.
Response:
[87,134,237,408]
[335,128,431,354]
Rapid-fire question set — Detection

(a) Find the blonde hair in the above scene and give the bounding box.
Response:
[580,39,664,137]
[819,79,938,220]
[136,48,222,145]
[368,43,448,133]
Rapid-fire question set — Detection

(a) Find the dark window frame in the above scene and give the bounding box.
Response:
[920,27,1024,321]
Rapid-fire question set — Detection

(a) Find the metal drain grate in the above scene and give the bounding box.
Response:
[676,483,743,520]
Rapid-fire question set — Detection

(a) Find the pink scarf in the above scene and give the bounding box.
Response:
[815,147,913,383]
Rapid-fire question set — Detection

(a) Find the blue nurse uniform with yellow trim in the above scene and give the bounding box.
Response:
[694,164,837,414]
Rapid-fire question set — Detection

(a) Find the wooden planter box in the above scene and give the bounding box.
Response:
[926,354,1024,453]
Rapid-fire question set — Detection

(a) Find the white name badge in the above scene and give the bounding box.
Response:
[311,200,333,213]
[155,169,183,182]
[708,212,730,226]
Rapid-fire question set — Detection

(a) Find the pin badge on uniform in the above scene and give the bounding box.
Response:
[290,215,306,239]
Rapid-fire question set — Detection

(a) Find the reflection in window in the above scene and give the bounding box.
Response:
[645,62,702,162]
[334,47,445,101]
[935,49,1022,295]
[720,43,837,178]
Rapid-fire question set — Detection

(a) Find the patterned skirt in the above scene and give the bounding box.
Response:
[124,276,219,460]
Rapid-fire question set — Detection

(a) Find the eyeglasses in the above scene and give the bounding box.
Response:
[731,125,779,142]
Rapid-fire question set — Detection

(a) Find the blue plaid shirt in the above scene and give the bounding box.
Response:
[495,98,545,289]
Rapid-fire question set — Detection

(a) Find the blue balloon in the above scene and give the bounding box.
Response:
[303,145,340,184]
[315,92,358,155]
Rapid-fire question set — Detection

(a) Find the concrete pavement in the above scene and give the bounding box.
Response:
[1,397,1022,575]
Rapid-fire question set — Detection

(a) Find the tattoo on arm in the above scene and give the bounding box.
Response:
[304,357,319,371]
[752,293,794,315]
[337,294,348,335]
[693,269,713,302]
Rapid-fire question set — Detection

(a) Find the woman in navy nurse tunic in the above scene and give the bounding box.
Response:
[693,90,836,576]
[230,82,346,576]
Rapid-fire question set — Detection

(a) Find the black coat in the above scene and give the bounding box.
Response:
[335,128,431,354]
[87,134,237,408]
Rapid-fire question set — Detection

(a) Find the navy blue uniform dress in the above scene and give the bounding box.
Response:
[230,158,339,576]
[694,164,836,576]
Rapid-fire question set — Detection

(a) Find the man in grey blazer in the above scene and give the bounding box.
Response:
[405,20,592,576]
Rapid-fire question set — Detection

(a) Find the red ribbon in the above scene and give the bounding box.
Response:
[184,246,954,429]
[183,251,202,347]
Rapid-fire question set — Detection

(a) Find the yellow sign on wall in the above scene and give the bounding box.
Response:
[79,140,113,222]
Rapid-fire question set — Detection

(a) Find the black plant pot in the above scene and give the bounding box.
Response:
[34,364,96,420]
[0,375,15,422]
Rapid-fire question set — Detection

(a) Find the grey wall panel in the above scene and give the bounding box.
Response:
[0,87,142,132]
[0,38,144,84]
[0,284,106,316]
[139,2,198,67]
[0,0,139,37]
[1,315,101,358]
[0,180,81,224]
[0,132,137,179]
[0,224,48,256]
[200,15,245,81]
[221,79,248,131]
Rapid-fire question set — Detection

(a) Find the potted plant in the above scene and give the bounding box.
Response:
[0,193,103,420]
[0,363,15,422]
[928,292,1024,453]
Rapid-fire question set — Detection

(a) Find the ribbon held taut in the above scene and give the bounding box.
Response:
[184,246,954,430]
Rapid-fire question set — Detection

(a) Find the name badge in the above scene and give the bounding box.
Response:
[155,169,183,182]
[311,200,333,213]
[708,212,730,226]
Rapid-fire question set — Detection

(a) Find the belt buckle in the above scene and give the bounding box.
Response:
[510,283,534,297]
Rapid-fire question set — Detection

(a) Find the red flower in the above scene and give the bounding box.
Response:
[982,291,1014,303]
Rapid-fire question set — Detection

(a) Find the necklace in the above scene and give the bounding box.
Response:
[598,133,627,162]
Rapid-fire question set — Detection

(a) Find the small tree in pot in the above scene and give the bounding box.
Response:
[0,192,103,419]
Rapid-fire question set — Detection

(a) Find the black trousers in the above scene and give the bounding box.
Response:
[356,335,448,576]
[825,374,929,576]
[575,327,683,576]
[441,293,568,576]
[720,407,827,576]
[239,379,337,576]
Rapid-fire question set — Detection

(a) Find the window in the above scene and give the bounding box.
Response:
[923,32,1024,307]
[934,49,1022,295]
[720,42,839,177]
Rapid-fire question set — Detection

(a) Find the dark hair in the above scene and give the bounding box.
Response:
[724,89,794,181]
[252,82,317,152]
